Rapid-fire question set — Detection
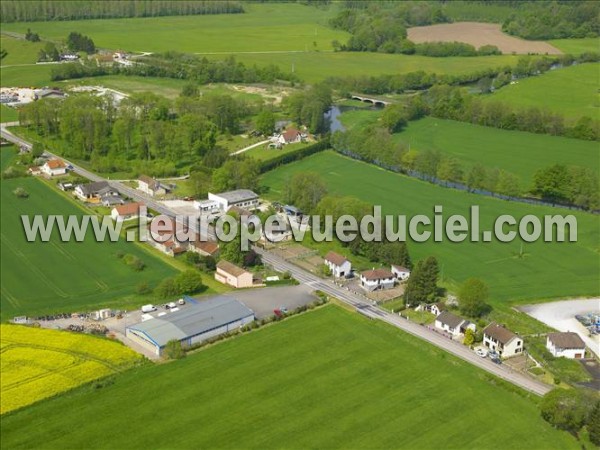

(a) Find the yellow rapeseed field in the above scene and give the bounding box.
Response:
[1,324,143,414]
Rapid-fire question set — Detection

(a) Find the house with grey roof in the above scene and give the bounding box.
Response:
[125,296,255,356]
[483,322,523,358]
[138,174,167,197]
[546,332,586,359]
[74,181,120,202]
[434,311,476,337]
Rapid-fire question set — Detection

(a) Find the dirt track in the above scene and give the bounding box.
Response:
[407,22,562,55]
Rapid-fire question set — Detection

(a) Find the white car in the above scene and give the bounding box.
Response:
[475,348,488,358]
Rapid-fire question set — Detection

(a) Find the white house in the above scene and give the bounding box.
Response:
[324,251,351,278]
[138,175,167,197]
[434,311,476,337]
[74,181,119,202]
[546,332,586,359]
[215,260,254,288]
[276,128,302,146]
[428,302,446,316]
[483,322,523,359]
[391,265,410,281]
[111,202,143,222]
[208,189,259,211]
[360,268,395,292]
[41,159,67,177]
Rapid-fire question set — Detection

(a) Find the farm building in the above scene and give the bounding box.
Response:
[138,175,167,197]
[483,322,523,359]
[391,265,410,281]
[546,332,586,359]
[125,297,255,356]
[360,268,395,292]
[41,159,67,177]
[111,202,144,222]
[215,260,253,288]
[208,189,259,211]
[324,251,351,278]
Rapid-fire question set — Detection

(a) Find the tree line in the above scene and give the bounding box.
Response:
[1,1,244,23]
[50,53,300,86]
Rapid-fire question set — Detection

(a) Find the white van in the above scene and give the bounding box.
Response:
[141,304,157,313]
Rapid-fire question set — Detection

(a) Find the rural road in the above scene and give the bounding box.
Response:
[1,122,552,396]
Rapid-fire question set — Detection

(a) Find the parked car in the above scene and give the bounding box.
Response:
[279,306,288,313]
[166,302,177,309]
[178,298,186,305]
[141,304,157,313]
[475,348,488,358]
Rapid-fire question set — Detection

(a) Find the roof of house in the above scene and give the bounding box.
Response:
[150,217,188,236]
[212,189,258,203]
[430,302,446,311]
[193,240,219,256]
[45,159,66,169]
[548,332,585,349]
[484,322,519,345]
[436,311,465,328]
[126,296,254,348]
[391,264,410,272]
[361,268,395,281]
[282,127,301,142]
[102,196,124,205]
[138,174,161,190]
[324,251,349,267]
[114,202,143,216]
[217,260,250,278]
[77,181,110,196]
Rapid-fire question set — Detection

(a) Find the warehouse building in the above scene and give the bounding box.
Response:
[208,189,259,211]
[125,296,255,356]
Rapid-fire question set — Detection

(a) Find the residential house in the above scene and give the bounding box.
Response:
[148,217,189,256]
[546,332,586,359]
[324,251,352,278]
[215,260,253,288]
[208,189,259,211]
[111,202,143,222]
[74,181,119,202]
[434,311,476,336]
[391,264,411,281]
[101,195,124,207]
[41,159,67,177]
[277,127,302,145]
[483,322,523,359]
[360,268,395,292]
[428,302,446,316]
[138,175,167,197]
[190,240,220,258]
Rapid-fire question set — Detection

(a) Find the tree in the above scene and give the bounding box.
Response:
[540,389,592,436]
[403,256,439,306]
[211,159,259,192]
[156,277,179,299]
[284,172,328,213]
[163,339,185,360]
[532,164,571,203]
[588,401,600,446]
[466,163,487,191]
[30,142,44,158]
[463,328,475,346]
[175,270,204,295]
[458,278,490,318]
[255,109,275,136]
[180,82,199,98]
[496,170,521,197]
[381,104,408,133]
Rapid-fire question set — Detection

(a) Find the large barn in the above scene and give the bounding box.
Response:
[126,296,255,356]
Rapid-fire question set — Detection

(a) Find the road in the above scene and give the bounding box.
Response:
[229,139,270,156]
[1,122,551,396]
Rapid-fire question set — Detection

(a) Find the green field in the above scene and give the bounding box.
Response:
[0,306,578,449]
[0,104,18,122]
[0,4,346,54]
[0,63,54,87]
[548,38,600,55]
[209,51,521,84]
[260,151,600,304]
[0,34,44,66]
[486,63,600,121]
[0,148,179,319]
[391,117,599,186]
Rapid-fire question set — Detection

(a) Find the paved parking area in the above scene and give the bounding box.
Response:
[220,285,317,319]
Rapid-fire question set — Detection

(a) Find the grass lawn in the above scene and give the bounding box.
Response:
[485,63,600,121]
[392,117,600,186]
[548,38,600,55]
[0,34,44,66]
[0,148,181,319]
[209,52,522,84]
[0,104,18,122]
[260,151,600,306]
[0,306,578,449]
[0,4,346,54]
[245,141,310,161]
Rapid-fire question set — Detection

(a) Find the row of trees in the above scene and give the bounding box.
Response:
[50,54,299,86]
[1,1,244,22]
[532,164,599,210]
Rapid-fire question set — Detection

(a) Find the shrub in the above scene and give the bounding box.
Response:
[136,282,152,295]
[13,187,29,198]
[163,339,185,360]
